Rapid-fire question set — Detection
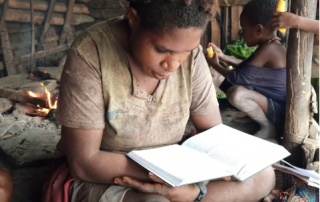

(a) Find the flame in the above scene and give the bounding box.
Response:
[27,83,58,117]
[40,82,57,109]
[28,91,37,97]
[36,107,50,114]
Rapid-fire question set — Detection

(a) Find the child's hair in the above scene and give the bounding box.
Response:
[128,0,218,34]
[241,0,278,30]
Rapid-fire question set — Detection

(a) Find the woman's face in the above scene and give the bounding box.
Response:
[129,27,204,80]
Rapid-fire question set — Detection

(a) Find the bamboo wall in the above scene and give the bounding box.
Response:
[0,0,128,78]
[0,0,268,78]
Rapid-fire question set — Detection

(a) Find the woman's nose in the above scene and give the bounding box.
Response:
[161,56,180,72]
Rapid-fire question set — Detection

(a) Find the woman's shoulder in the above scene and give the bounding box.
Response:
[71,21,111,50]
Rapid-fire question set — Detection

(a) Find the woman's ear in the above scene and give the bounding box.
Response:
[255,24,264,36]
[126,8,140,29]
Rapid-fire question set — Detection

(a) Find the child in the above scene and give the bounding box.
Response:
[0,167,13,202]
[206,0,287,139]
[272,11,319,34]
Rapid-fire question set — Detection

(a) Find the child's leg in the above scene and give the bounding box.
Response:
[226,85,277,139]
[0,167,13,202]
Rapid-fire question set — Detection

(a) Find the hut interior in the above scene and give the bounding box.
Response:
[0,0,318,202]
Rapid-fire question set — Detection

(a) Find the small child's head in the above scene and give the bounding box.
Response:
[240,0,278,46]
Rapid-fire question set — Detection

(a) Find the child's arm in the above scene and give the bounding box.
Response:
[272,11,319,34]
[206,43,243,68]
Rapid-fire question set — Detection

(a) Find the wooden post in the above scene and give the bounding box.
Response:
[36,0,56,52]
[0,0,17,75]
[211,7,221,47]
[283,0,317,167]
[222,6,229,48]
[218,0,250,6]
[231,6,242,41]
[58,0,75,46]
[30,0,36,72]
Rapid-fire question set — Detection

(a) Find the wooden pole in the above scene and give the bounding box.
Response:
[0,0,16,75]
[36,0,56,51]
[283,0,317,167]
[211,7,221,47]
[0,0,9,31]
[231,6,242,41]
[58,0,75,46]
[30,0,36,72]
[218,0,250,6]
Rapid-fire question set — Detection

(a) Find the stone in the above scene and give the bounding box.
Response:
[0,98,13,113]
[0,121,15,137]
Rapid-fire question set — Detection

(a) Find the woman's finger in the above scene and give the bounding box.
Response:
[148,173,171,186]
[114,176,171,196]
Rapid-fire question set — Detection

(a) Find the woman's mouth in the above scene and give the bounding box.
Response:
[154,72,168,80]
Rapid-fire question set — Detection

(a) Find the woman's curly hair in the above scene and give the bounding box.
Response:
[128,0,218,33]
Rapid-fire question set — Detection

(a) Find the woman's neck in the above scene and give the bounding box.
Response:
[111,19,131,53]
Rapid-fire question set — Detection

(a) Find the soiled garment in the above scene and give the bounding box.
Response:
[226,63,286,103]
[220,62,286,134]
[56,16,219,202]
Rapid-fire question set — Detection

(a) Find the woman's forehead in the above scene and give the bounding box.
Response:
[147,27,203,50]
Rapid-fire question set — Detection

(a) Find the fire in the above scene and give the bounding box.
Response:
[27,83,58,116]
[28,91,37,97]
[36,104,50,115]
[40,82,58,109]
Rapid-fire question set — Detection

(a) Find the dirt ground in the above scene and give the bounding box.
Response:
[1,99,275,202]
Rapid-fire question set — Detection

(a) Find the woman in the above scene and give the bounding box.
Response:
[56,0,275,201]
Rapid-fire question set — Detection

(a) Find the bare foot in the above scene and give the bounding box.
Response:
[233,115,255,123]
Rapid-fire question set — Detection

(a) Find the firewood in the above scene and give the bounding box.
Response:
[0,0,89,14]
[4,8,94,25]
[0,89,47,108]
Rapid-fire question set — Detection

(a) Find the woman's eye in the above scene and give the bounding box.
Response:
[156,47,168,54]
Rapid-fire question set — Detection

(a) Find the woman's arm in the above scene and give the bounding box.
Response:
[61,126,150,184]
[272,11,319,34]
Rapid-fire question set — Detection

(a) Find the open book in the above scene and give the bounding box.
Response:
[273,160,320,188]
[127,124,290,187]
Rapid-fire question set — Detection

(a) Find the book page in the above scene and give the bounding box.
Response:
[273,163,320,188]
[182,124,290,180]
[281,160,320,181]
[127,144,232,186]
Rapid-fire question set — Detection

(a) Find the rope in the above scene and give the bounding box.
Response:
[283,134,319,148]
[223,0,230,6]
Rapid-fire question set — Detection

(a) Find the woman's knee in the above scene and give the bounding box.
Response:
[123,190,170,202]
[249,166,276,196]
[0,167,14,202]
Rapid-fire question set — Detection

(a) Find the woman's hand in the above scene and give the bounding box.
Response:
[114,173,200,202]
[272,11,298,30]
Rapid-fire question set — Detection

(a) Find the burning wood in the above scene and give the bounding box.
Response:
[0,89,47,107]
[0,83,57,117]
[26,82,57,117]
